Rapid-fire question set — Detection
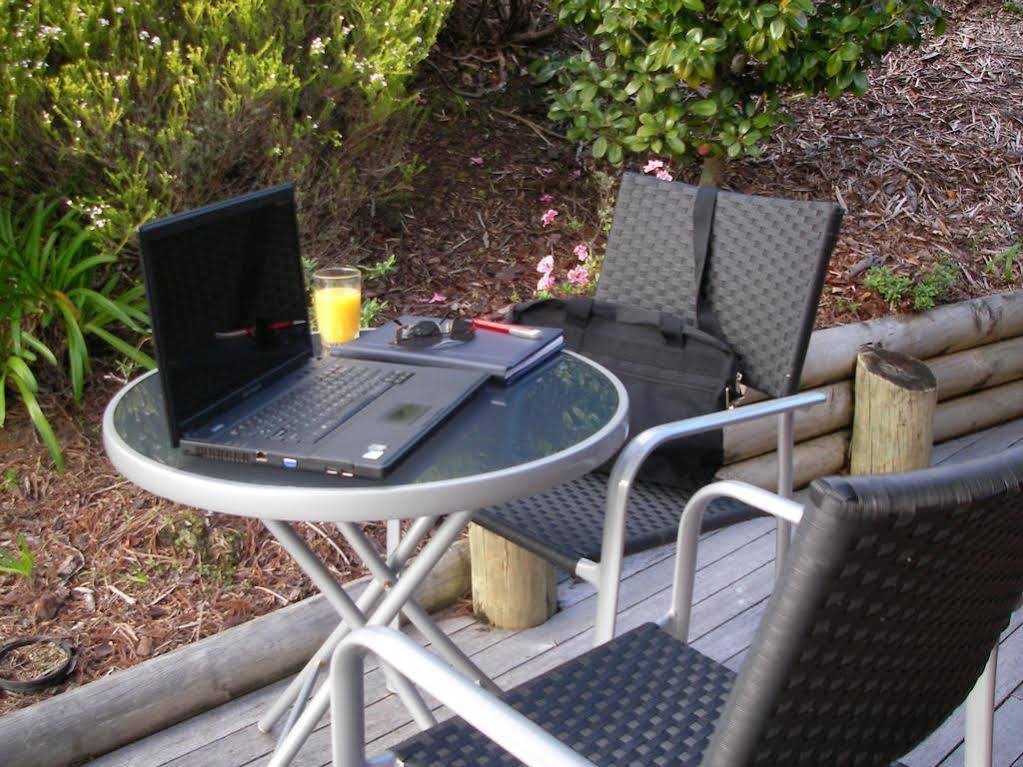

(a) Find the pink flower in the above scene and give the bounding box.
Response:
[537,273,554,292]
[539,167,554,176]
[536,254,554,274]
[643,158,665,173]
[573,243,589,262]
[567,265,590,286]
[470,156,484,166]
[655,169,673,182]
[540,193,554,203]
[428,292,447,303]
[540,208,559,226]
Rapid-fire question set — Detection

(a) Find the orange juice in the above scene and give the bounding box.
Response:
[314,286,361,344]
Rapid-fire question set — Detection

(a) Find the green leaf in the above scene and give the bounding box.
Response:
[9,374,63,471]
[624,78,644,96]
[70,287,145,332]
[769,18,786,40]
[839,15,859,33]
[636,124,660,138]
[21,333,57,367]
[0,373,6,428]
[700,37,726,52]
[851,69,869,92]
[666,135,687,154]
[826,52,843,76]
[727,141,743,158]
[592,136,608,159]
[838,42,861,61]
[681,0,704,9]
[607,142,623,165]
[84,324,156,370]
[6,355,37,393]
[64,251,115,285]
[54,300,87,401]
[689,99,719,116]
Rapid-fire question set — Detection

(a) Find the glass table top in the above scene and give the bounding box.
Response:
[108,353,624,491]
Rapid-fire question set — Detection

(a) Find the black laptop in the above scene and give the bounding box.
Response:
[138,184,487,479]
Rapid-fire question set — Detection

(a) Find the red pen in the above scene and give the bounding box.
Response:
[471,318,543,340]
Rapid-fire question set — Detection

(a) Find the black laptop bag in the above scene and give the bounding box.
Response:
[511,186,741,490]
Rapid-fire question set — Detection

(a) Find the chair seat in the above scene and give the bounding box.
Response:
[393,623,734,767]
[474,473,760,572]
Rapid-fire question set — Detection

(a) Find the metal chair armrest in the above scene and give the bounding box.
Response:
[331,626,599,767]
[667,480,804,642]
[592,390,825,644]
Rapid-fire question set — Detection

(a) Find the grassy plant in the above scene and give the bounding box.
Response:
[864,265,913,309]
[986,240,1021,284]
[1,198,152,469]
[1004,0,1023,16]
[0,535,34,578]
[361,298,389,328]
[912,260,958,311]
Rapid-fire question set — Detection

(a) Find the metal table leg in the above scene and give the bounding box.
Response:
[338,520,498,693]
[258,517,436,733]
[264,512,482,765]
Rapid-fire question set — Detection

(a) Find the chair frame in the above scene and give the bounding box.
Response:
[322,471,1008,767]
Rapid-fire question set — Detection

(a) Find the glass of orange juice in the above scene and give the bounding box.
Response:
[313,266,361,349]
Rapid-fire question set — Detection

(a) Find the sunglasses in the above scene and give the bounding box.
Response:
[392,318,475,348]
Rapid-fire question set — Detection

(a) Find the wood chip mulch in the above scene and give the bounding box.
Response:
[1,0,1020,717]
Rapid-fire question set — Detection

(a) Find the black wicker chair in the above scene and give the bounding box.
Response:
[475,172,844,642]
[329,445,1023,767]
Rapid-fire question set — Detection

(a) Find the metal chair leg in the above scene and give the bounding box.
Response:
[964,644,998,767]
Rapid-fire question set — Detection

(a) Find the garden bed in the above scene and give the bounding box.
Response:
[1,0,1021,717]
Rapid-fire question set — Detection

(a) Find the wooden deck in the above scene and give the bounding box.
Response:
[90,419,1023,767]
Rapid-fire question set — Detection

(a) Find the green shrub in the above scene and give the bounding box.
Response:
[1,0,454,261]
[863,265,912,310]
[863,260,959,313]
[534,0,944,167]
[1,198,153,469]
[912,260,957,311]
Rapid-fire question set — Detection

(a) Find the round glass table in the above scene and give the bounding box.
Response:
[102,351,628,760]
[104,352,628,522]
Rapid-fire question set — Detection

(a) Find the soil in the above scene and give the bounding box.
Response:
[1,0,1020,716]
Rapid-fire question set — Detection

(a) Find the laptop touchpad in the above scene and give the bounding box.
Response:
[385,403,430,425]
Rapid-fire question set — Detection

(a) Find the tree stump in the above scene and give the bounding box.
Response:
[850,348,938,475]
[469,523,556,630]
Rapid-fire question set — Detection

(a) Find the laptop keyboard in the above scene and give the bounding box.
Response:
[228,363,414,445]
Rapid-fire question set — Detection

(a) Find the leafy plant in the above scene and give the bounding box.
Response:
[359,254,399,283]
[1,0,454,262]
[912,260,957,311]
[0,535,34,578]
[1,198,153,470]
[361,298,389,328]
[535,0,944,173]
[986,240,1021,284]
[864,265,912,309]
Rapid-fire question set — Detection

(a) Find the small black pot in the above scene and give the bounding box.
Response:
[0,637,77,694]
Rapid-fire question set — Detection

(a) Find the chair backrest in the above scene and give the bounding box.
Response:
[595,173,843,397]
[702,445,1023,767]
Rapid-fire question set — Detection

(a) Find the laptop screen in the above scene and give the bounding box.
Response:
[139,185,312,440]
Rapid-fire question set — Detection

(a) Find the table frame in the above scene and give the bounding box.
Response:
[102,354,629,766]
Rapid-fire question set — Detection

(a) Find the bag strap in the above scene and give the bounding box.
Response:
[692,186,726,340]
